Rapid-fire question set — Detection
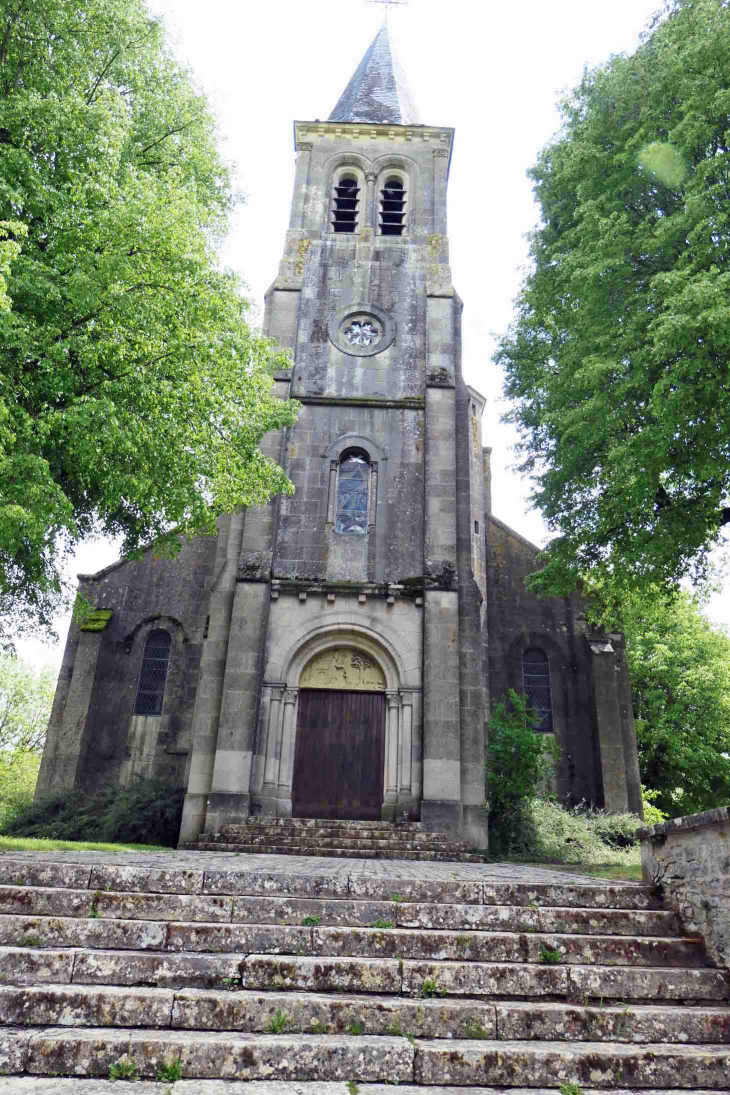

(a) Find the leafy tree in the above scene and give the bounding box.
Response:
[622,591,730,817]
[0,0,297,642]
[0,654,55,753]
[487,690,556,854]
[497,0,730,605]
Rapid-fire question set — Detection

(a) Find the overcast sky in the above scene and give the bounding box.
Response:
[17,0,730,669]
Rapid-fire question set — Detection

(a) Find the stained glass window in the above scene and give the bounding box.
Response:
[336,451,370,535]
[522,648,553,733]
[134,629,171,716]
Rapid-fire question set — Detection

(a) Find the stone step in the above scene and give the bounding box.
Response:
[0,1029,414,1083]
[0,913,705,967]
[413,1038,730,1088]
[189,843,483,862]
[0,860,660,909]
[0,1083,728,1095]
[1,947,726,1000]
[210,835,464,850]
[2,1028,730,1087]
[0,885,679,934]
[240,954,728,1001]
[218,826,443,841]
[2,984,730,1044]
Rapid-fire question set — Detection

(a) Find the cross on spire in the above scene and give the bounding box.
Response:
[367,0,408,23]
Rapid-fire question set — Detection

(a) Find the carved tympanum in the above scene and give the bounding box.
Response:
[299,647,385,692]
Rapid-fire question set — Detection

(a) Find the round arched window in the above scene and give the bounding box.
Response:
[522,648,553,733]
[336,450,370,535]
[134,629,172,716]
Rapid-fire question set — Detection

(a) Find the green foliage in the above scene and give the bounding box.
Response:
[109,1056,139,1081]
[0,750,41,831]
[621,591,730,816]
[641,786,668,827]
[487,690,557,854]
[513,798,643,867]
[1,776,184,846]
[310,1020,329,1034]
[559,1085,584,1095]
[371,919,395,929]
[301,916,321,927]
[0,0,298,643]
[346,1020,365,1035]
[266,1010,289,1034]
[539,944,564,965]
[496,0,730,606]
[0,654,55,753]
[0,653,53,829]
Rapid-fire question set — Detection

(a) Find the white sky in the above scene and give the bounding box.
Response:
[17,0,730,670]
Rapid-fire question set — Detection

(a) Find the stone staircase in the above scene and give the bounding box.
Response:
[0,851,729,1092]
[184,818,483,861]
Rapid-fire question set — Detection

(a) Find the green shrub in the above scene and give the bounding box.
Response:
[0,777,184,847]
[518,798,643,867]
[487,690,557,855]
[589,811,641,849]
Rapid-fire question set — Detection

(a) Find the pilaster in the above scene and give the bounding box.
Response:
[589,635,631,813]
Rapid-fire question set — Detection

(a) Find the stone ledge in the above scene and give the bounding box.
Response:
[638,806,730,841]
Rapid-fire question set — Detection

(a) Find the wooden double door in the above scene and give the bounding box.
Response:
[292,689,386,821]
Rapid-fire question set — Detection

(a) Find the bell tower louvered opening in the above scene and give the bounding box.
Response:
[380,178,406,236]
[333,176,360,233]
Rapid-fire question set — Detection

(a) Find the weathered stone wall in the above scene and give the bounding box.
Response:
[275,403,424,585]
[640,808,730,969]
[485,515,604,806]
[37,535,217,798]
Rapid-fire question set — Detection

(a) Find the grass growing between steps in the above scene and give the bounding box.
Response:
[0,836,172,853]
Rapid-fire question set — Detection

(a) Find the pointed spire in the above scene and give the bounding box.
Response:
[329,25,420,126]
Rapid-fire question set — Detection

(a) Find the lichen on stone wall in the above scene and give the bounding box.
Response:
[424,559,457,591]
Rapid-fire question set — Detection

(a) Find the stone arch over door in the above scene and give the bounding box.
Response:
[258,627,421,820]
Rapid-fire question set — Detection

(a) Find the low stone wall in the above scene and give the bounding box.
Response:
[639,806,730,969]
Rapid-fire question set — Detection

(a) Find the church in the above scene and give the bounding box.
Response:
[36,25,643,852]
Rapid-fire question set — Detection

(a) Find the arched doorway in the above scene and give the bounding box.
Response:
[292,647,386,820]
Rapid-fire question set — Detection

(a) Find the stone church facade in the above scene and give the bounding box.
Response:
[36,27,643,849]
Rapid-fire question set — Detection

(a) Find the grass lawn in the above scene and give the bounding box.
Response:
[0,836,172,854]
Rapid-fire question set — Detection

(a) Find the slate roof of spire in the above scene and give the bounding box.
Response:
[329,25,420,126]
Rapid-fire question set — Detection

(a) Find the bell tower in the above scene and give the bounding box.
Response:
[180,23,490,849]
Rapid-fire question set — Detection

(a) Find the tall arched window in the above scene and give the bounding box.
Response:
[380,177,406,236]
[332,175,360,233]
[134,629,171,716]
[336,450,370,535]
[522,648,553,733]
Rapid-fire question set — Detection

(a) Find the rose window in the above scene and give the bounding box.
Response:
[343,319,381,347]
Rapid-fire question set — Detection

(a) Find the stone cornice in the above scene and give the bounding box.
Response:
[294,394,424,410]
[294,119,454,150]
